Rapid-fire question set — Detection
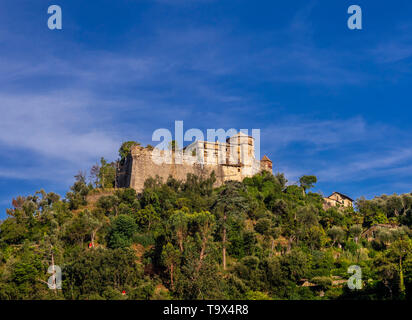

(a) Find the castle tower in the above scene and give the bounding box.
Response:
[117,132,270,193]
[226,132,255,166]
[260,155,273,172]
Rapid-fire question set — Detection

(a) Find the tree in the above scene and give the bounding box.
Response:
[74,171,87,184]
[327,226,345,247]
[169,210,190,252]
[90,164,100,188]
[161,242,181,289]
[63,210,100,245]
[107,215,137,249]
[66,176,90,210]
[0,218,27,244]
[64,248,143,299]
[191,211,216,272]
[3,162,412,301]
[119,141,140,163]
[136,205,160,232]
[376,228,393,247]
[213,181,248,270]
[168,140,179,152]
[255,218,271,235]
[349,224,363,243]
[299,175,317,193]
[98,158,116,188]
[389,239,412,297]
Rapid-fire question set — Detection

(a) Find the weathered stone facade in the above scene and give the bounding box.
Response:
[323,192,353,210]
[117,132,273,193]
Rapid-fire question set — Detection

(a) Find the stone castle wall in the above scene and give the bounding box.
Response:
[129,147,226,192]
[117,135,272,193]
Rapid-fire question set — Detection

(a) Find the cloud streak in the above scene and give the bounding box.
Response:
[1,0,412,207]
[261,116,412,189]
[0,91,119,164]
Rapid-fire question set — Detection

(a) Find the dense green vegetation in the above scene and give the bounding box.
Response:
[0,157,411,300]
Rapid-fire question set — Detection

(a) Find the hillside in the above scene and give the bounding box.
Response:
[0,168,411,300]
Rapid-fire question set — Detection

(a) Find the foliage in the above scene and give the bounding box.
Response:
[299,175,318,192]
[1,168,411,300]
[98,158,116,189]
[119,141,140,163]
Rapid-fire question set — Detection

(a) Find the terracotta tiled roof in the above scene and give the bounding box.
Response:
[329,191,354,202]
[261,155,272,162]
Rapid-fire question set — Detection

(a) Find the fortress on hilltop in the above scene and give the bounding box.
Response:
[116,132,273,192]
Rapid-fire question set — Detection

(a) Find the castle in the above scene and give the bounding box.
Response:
[117,132,273,192]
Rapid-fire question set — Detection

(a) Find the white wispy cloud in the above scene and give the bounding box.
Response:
[0,0,411,198]
[317,148,412,182]
[370,23,412,64]
[372,42,412,64]
[262,116,370,150]
[0,91,119,164]
[260,115,412,188]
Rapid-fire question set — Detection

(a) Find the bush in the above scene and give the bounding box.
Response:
[255,218,271,235]
[107,215,137,249]
[245,290,272,300]
[311,276,332,290]
[133,233,155,247]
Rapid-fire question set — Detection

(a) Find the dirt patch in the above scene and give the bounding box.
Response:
[86,189,116,205]
[132,243,146,261]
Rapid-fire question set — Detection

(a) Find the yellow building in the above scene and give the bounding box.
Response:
[323,192,353,209]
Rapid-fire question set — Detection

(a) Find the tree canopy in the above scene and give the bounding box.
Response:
[0,168,411,300]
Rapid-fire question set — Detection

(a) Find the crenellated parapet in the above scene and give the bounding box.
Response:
[117,133,273,192]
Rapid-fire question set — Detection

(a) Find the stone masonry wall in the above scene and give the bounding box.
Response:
[127,147,229,192]
[117,136,272,193]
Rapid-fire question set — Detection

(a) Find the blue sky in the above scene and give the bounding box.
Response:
[1,0,412,218]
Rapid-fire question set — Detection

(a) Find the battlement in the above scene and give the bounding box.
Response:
[117,133,272,192]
